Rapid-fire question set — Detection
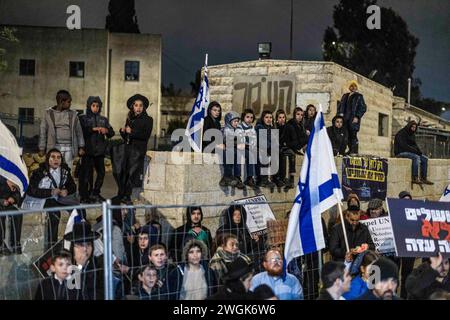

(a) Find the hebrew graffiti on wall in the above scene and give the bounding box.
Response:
[233,76,295,115]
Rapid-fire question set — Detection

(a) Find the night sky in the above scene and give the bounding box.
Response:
[0,0,449,102]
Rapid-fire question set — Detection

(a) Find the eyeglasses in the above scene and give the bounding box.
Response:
[267,257,282,264]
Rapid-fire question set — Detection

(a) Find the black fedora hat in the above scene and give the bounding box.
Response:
[223,256,254,282]
[64,221,101,244]
[127,94,150,110]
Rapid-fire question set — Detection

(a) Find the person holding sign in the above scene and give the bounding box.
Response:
[405,253,450,300]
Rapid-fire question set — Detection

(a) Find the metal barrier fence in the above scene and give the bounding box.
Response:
[0,200,324,300]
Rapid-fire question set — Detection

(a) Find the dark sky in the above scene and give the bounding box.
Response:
[1,0,449,102]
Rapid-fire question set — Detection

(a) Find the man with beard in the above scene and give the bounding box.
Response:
[250,249,303,300]
[357,257,401,300]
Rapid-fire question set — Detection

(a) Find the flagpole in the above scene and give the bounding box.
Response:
[197,53,208,153]
[337,200,350,253]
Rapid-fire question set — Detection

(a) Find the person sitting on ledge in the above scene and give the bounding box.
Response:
[394,120,433,185]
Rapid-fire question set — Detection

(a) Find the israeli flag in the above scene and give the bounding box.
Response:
[285,105,343,265]
[0,120,29,196]
[440,184,450,202]
[63,209,85,250]
[185,54,210,152]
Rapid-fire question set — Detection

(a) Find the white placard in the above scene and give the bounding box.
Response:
[296,92,331,114]
[234,194,276,235]
[360,216,395,254]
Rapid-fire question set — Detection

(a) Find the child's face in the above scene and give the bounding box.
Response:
[307,107,316,118]
[263,114,273,126]
[244,113,254,124]
[138,234,149,250]
[90,102,100,114]
[133,100,144,115]
[149,249,167,269]
[50,258,70,280]
[139,268,158,288]
[231,118,239,129]
[73,242,93,265]
[335,118,343,128]
[295,111,304,123]
[210,106,221,119]
[187,246,202,266]
[48,152,62,169]
[277,113,286,126]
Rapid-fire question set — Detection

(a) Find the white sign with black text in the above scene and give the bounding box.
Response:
[234,195,276,235]
[360,216,396,254]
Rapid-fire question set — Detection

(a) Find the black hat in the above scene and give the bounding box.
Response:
[370,257,399,282]
[223,256,254,282]
[63,221,101,244]
[127,94,150,110]
[398,191,412,199]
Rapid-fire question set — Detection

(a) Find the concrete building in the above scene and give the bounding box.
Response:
[0,25,162,140]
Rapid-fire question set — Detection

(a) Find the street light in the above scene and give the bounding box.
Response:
[258,42,272,59]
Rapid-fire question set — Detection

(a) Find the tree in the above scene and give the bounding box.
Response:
[0,27,18,71]
[106,0,140,33]
[322,0,419,99]
[189,69,201,97]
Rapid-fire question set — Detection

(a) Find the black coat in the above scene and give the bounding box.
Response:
[34,277,78,300]
[285,118,308,152]
[0,176,21,209]
[255,120,273,156]
[27,163,77,199]
[120,111,153,155]
[327,117,349,156]
[394,121,422,156]
[202,103,222,151]
[337,92,367,131]
[207,281,256,300]
[79,111,114,156]
[167,261,218,300]
[329,220,375,261]
[405,262,450,300]
[316,289,335,300]
[74,256,105,300]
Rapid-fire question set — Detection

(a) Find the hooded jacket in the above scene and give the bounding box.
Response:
[327,116,349,156]
[170,208,213,263]
[285,118,308,152]
[202,102,222,151]
[79,96,115,156]
[216,205,254,256]
[394,121,422,156]
[167,240,218,300]
[209,247,252,285]
[223,111,244,147]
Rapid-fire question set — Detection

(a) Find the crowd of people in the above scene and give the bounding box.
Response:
[0,81,445,301]
[205,80,367,190]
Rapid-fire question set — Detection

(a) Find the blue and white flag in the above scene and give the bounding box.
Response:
[0,120,29,196]
[185,54,210,152]
[440,184,450,202]
[63,209,85,250]
[285,105,343,265]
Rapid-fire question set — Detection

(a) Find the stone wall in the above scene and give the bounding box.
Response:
[207,60,394,157]
[143,151,450,234]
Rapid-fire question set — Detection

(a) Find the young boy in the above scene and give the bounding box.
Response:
[220,111,245,189]
[78,96,115,203]
[34,251,77,300]
[255,110,276,188]
[136,264,160,300]
[237,109,257,188]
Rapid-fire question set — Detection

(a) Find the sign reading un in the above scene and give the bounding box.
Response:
[233,75,296,116]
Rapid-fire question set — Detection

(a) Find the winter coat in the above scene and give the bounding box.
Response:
[255,119,273,156]
[342,275,368,300]
[327,116,349,156]
[223,111,244,148]
[79,96,115,156]
[329,220,375,261]
[27,163,76,199]
[39,107,85,155]
[337,92,367,131]
[120,111,153,155]
[0,176,21,210]
[236,122,257,149]
[216,206,255,256]
[72,255,104,300]
[285,118,308,152]
[167,260,218,300]
[170,209,213,263]
[34,277,78,300]
[202,104,222,151]
[394,121,422,156]
[209,247,252,284]
[405,262,450,300]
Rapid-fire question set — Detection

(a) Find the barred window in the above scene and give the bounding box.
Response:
[19,59,35,76]
[125,61,140,81]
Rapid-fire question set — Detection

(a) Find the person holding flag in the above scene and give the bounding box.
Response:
[284,104,345,275]
[0,119,29,254]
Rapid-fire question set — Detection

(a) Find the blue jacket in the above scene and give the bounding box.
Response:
[337,92,367,131]
[342,275,368,300]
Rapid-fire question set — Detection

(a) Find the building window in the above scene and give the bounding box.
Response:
[18,108,34,124]
[70,61,85,78]
[19,59,35,76]
[378,113,389,137]
[125,61,140,81]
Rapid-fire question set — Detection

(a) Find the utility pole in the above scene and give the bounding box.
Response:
[289,0,293,60]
